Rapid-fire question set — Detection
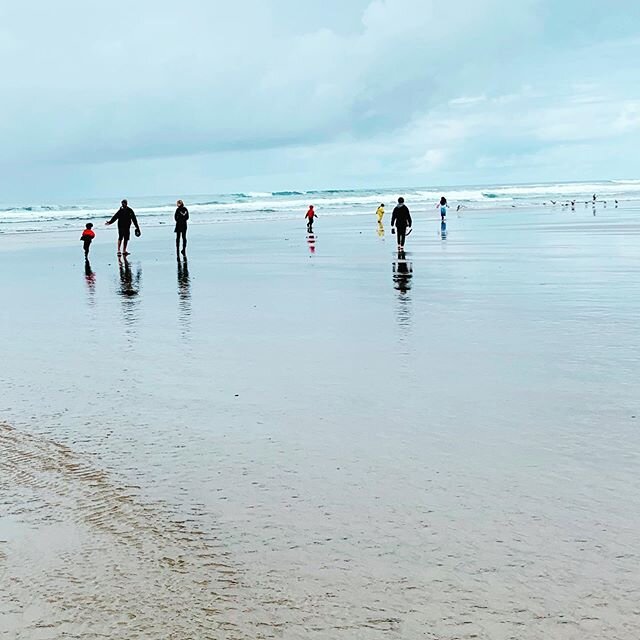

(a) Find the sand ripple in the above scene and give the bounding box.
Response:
[0,423,244,640]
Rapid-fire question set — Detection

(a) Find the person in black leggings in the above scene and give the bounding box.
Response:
[391,197,412,250]
[174,199,189,255]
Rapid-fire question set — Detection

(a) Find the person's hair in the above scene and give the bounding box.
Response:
[121,199,128,205]
[177,199,184,206]
[440,196,447,205]
[86,222,93,229]
[309,204,314,208]
[380,203,385,207]
[398,197,404,204]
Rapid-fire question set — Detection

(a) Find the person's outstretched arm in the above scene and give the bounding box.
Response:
[106,211,119,225]
[131,210,140,232]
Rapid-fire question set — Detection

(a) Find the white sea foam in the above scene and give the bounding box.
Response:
[1,179,638,233]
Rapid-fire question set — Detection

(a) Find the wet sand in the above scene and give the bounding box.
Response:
[1,206,640,638]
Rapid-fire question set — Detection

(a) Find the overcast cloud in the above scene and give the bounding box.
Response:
[1,0,639,199]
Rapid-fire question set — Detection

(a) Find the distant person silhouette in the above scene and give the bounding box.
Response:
[174,199,189,256]
[106,199,140,256]
[305,205,317,232]
[80,222,95,258]
[391,197,412,250]
[438,196,448,221]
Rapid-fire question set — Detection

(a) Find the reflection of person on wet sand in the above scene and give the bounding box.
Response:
[392,250,413,333]
[176,256,191,328]
[306,233,316,254]
[377,221,385,238]
[84,260,96,303]
[177,257,190,297]
[392,250,413,293]
[118,256,141,297]
[441,220,447,238]
[117,256,142,328]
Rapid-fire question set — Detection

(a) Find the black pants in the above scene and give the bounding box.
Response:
[83,239,92,256]
[176,229,187,249]
[396,226,407,246]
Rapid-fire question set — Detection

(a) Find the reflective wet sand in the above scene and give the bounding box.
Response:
[0,423,246,639]
[1,206,640,638]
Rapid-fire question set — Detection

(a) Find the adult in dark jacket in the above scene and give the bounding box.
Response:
[391,197,412,250]
[105,199,140,256]
[174,199,189,255]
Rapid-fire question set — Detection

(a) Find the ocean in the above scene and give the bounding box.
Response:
[1,179,639,234]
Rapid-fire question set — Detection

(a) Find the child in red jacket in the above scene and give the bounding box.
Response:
[81,223,95,258]
[305,205,317,232]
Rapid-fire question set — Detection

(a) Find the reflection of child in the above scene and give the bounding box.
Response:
[305,205,317,232]
[81,223,95,258]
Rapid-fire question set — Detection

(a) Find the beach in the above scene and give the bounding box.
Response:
[1,202,640,639]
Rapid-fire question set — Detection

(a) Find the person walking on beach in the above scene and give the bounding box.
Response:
[438,196,448,221]
[80,222,95,259]
[376,203,385,223]
[305,205,317,232]
[105,199,141,256]
[174,199,189,256]
[391,197,412,250]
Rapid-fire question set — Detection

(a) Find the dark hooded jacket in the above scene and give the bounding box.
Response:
[391,203,412,229]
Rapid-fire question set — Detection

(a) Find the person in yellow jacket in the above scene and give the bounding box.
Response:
[376,203,385,223]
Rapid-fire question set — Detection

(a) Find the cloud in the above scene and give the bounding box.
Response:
[0,1,639,197]
[0,1,541,163]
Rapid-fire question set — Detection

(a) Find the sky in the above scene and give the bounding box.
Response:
[1,0,639,200]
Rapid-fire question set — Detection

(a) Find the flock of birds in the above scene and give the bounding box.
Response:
[543,195,619,210]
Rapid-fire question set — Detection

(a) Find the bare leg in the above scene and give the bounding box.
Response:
[122,239,129,255]
[117,237,122,254]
